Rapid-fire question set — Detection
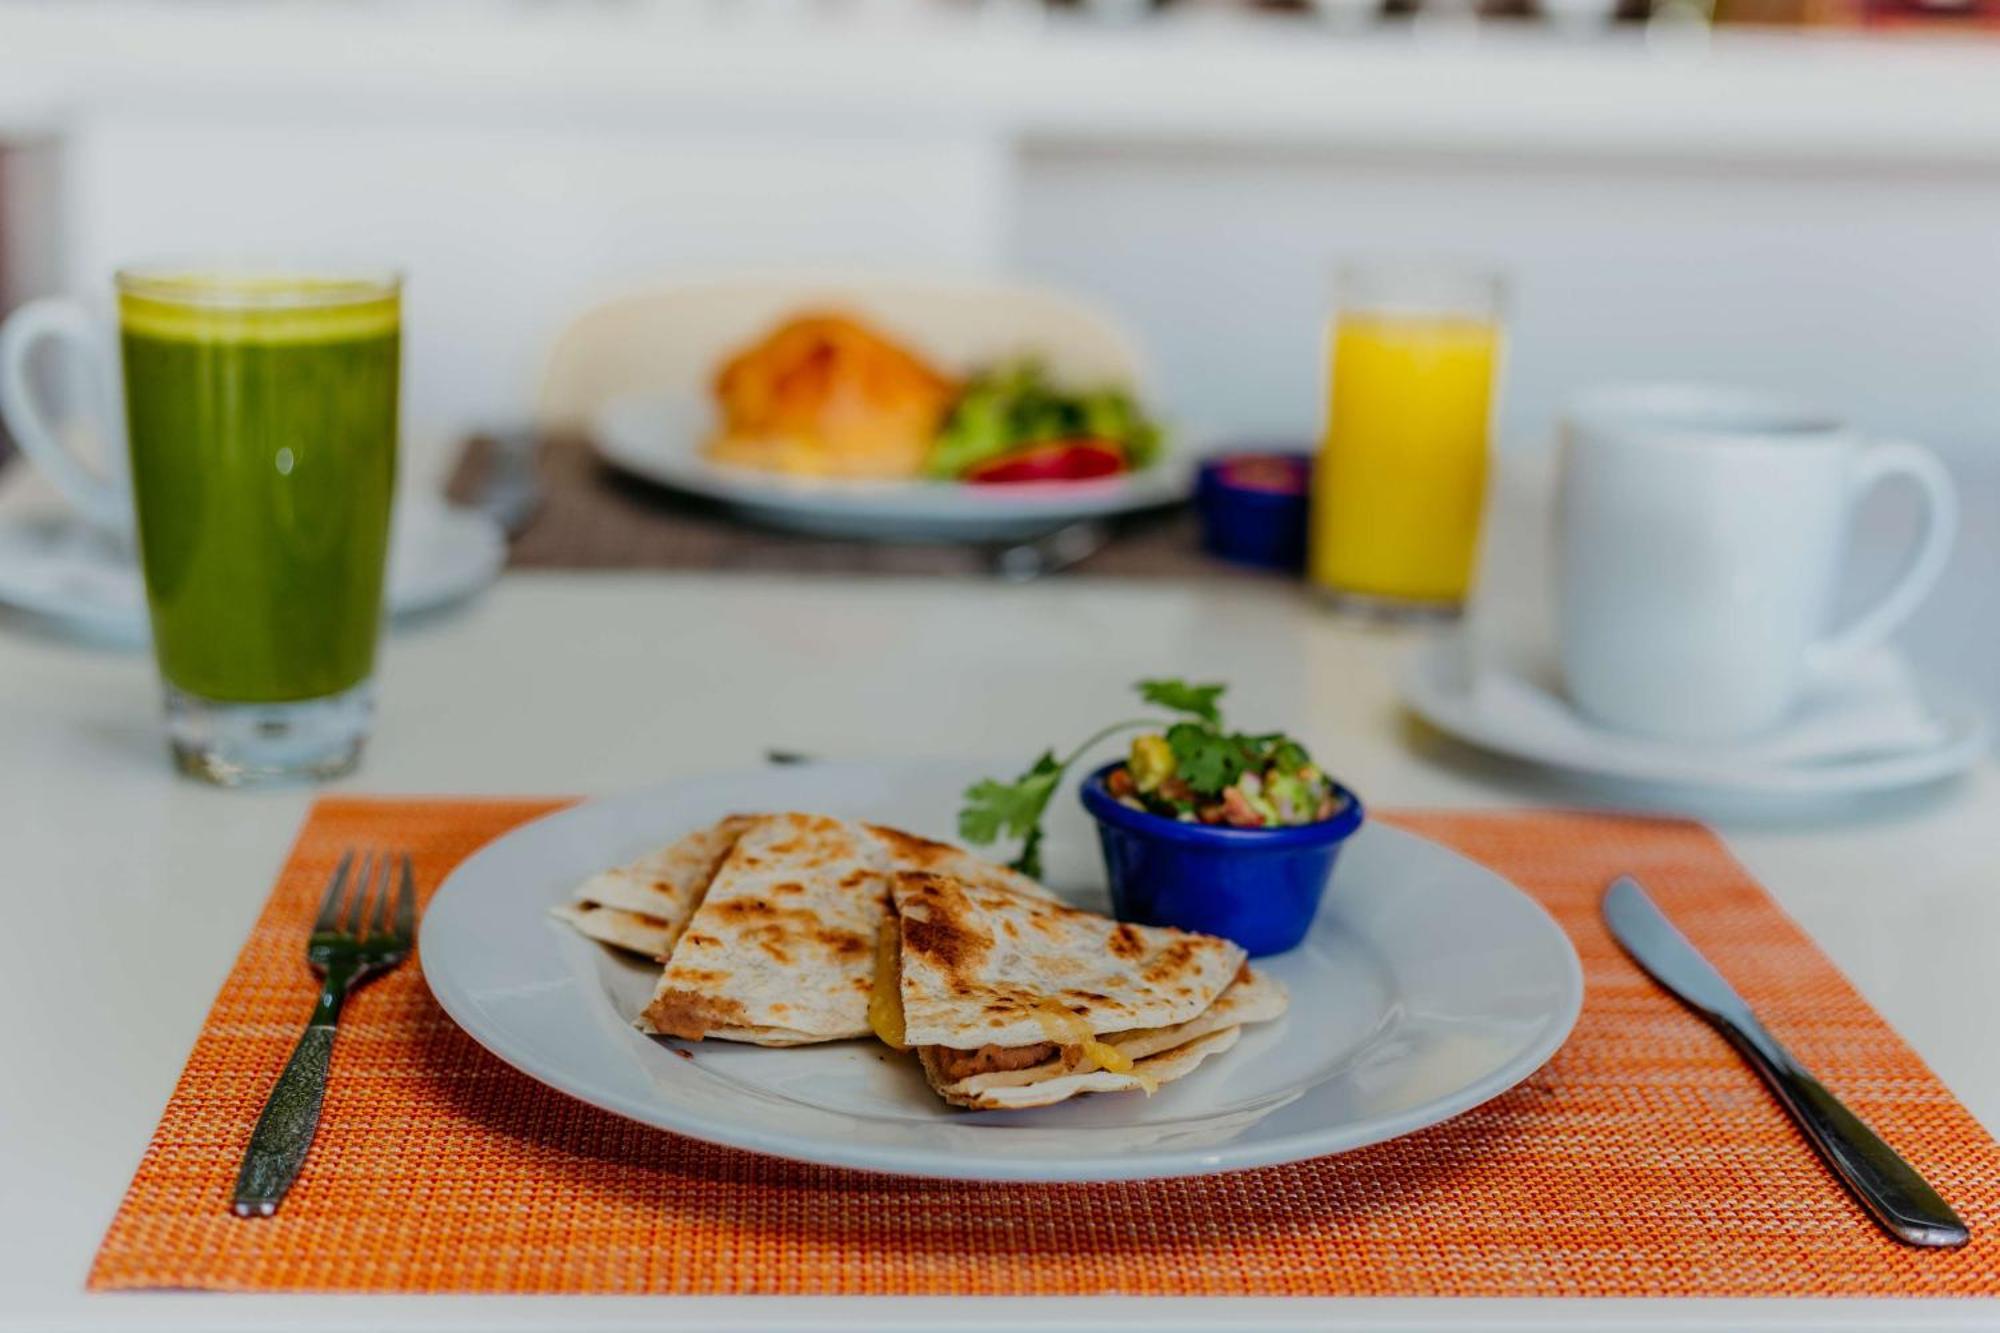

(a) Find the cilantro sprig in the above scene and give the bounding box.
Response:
[1138,678,1223,727]
[958,677,1230,878]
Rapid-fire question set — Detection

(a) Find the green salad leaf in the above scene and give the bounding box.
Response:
[926,359,1162,480]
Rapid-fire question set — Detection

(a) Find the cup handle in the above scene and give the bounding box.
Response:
[1805,439,1957,675]
[0,297,131,534]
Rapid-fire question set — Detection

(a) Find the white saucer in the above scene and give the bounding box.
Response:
[0,494,505,645]
[1402,630,1989,805]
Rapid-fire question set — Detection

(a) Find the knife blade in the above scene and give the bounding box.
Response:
[1603,875,1969,1249]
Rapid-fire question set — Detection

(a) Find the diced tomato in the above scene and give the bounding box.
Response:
[1220,787,1267,828]
[964,438,1126,485]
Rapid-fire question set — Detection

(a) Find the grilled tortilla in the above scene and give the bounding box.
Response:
[879,869,1258,1108]
[635,817,1051,1046]
[639,813,886,1045]
[892,870,1246,1048]
[863,824,1053,903]
[550,815,756,959]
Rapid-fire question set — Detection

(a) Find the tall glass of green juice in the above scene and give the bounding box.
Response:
[117,266,401,784]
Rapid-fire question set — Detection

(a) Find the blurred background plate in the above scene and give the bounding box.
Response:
[593,389,1197,542]
[565,267,1194,542]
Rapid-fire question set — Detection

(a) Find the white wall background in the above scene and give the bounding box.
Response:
[46,122,2000,472]
[52,116,1008,475]
[1013,143,2000,456]
[8,5,2000,471]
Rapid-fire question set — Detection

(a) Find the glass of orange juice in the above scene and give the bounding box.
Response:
[1309,261,1505,619]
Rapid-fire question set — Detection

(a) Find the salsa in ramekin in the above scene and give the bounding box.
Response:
[958,678,1363,956]
[1103,728,1341,829]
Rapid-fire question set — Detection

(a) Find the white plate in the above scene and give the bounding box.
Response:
[0,493,505,645]
[593,391,1196,543]
[420,759,1583,1182]
[1402,631,1990,804]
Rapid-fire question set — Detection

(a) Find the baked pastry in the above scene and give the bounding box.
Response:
[707,312,957,479]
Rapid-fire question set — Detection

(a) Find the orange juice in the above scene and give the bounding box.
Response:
[1310,312,1499,610]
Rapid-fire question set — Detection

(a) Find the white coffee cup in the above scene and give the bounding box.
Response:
[0,297,134,535]
[1556,383,1957,741]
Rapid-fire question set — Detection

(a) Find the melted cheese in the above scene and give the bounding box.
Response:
[1032,1005,1135,1077]
[868,916,908,1050]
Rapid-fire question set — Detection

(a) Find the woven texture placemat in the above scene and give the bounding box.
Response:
[90,799,2000,1296]
[446,433,1269,579]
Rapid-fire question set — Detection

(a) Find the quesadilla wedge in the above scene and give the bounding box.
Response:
[635,817,1048,1046]
[638,813,886,1045]
[550,815,756,959]
[877,869,1268,1109]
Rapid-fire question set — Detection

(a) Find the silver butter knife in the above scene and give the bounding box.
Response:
[1603,875,1969,1249]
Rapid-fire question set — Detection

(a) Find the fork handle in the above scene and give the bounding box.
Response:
[231,976,350,1217]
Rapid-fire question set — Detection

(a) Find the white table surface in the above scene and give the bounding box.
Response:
[2,571,1997,1333]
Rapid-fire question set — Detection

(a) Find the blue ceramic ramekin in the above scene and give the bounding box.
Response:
[1078,761,1365,957]
[1194,451,1312,572]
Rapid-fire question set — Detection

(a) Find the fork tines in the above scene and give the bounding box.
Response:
[312,848,416,945]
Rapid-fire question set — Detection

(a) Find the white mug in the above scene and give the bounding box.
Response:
[1556,384,1957,741]
[0,297,134,535]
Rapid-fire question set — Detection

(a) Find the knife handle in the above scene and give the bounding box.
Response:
[1721,1020,1969,1248]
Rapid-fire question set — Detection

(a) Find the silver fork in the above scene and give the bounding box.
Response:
[231,849,417,1218]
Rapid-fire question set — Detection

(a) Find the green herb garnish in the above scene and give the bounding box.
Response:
[958,710,1159,879]
[958,750,1065,881]
[1138,678,1224,727]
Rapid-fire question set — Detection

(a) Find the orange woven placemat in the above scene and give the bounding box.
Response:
[89,798,2000,1297]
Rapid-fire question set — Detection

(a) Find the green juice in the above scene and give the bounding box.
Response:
[119,285,399,704]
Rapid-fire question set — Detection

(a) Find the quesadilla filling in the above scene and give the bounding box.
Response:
[868,915,909,1051]
[919,1028,1137,1085]
[927,1042,1058,1082]
[915,965,1290,1109]
[914,1029,1155,1099]
[1030,1006,1135,1077]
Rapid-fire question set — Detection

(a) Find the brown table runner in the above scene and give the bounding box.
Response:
[446,433,1276,578]
[89,798,2000,1296]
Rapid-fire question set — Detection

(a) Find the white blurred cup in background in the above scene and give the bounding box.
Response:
[1555,383,1957,742]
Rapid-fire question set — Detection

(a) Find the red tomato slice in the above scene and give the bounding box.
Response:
[964,438,1127,485]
